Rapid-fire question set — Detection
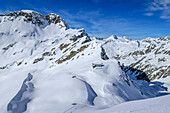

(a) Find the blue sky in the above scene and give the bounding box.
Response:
[0,0,170,39]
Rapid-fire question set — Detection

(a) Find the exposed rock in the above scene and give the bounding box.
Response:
[59,43,70,50]
[33,57,43,64]
[56,51,78,64]
[101,47,109,60]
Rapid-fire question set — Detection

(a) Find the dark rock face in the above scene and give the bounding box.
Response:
[101,47,109,60]
[33,57,43,64]
[124,66,150,82]
[56,44,89,64]
[69,29,90,42]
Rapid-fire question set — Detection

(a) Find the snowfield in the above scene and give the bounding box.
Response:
[68,94,170,113]
[0,10,169,113]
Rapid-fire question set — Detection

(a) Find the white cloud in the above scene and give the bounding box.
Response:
[58,10,104,28]
[149,0,170,11]
[146,0,170,21]
[58,10,137,38]
[144,12,154,16]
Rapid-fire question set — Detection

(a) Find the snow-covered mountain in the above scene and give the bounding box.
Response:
[101,35,170,81]
[0,10,169,113]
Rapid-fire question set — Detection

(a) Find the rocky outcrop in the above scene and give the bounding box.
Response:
[0,10,69,28]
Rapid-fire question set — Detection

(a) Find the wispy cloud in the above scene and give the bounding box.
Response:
[0,6,18,14]
[149,0,170,11]
[0,10,11,14]
[57,9,142,38]
[58,10,104,28]
[90,0,106,3]
[145,0,170,21]
[144,12,154,16]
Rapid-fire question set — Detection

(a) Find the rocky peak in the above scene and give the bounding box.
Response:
[0,10,69,28]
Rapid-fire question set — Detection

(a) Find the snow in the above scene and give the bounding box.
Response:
[21,10,35,13]
[0,10,169,113]
[7,73,34,113]
[155,76,170,92]
[69,94,170,113]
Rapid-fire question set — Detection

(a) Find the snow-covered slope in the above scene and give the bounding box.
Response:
[0,10,169,113]
[101,35,170,81]
[68,94,170,113]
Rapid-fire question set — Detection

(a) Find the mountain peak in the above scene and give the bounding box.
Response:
[108,35,118,39]
[107,35,131,42]
[20,10,36,13]
[0,10,69,28]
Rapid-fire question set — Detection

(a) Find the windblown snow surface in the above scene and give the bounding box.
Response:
[0,10,170,113]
